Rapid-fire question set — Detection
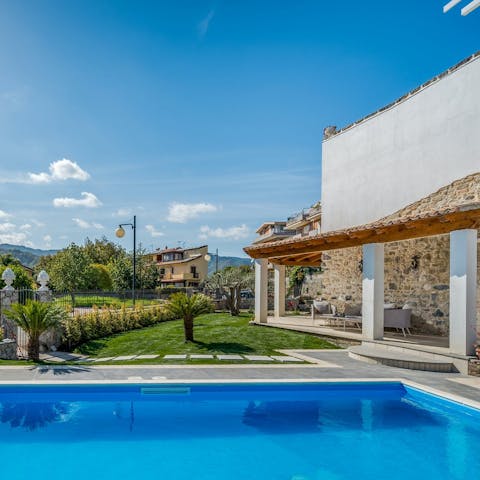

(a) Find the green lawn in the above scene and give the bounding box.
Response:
[74,312,338,363]
[54,295,162,311]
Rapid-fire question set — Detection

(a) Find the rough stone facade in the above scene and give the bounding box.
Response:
[301,173,480,336]
[0,339,17,360]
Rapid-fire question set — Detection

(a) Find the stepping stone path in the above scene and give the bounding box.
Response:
[270,355,304,362]
[40,352,305,363]
[244,355,273,361]
[112,355,137,361]
[216,355,244,360]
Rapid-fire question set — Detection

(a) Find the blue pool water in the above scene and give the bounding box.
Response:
[0,382,478,480]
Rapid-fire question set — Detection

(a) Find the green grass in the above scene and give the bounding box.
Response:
[73,312,338,364]
[54,295,162,310]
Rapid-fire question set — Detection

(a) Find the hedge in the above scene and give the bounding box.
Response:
[61,305,177,351]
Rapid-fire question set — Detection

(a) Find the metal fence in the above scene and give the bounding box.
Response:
[51,288,201,315]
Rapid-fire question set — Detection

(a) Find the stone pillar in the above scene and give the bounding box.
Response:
[362,243,384,340]
[273,264,286,318]
[254,258,268,323]
[1,268,18,340]
[449,229,477,356]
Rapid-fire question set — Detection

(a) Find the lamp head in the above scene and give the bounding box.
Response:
[115,226,126,238]
[204,254,211,262]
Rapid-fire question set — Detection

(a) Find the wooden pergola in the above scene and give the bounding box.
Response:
[244,204,480,264]
[244,203,480,356]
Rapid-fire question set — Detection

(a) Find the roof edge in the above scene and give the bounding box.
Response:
[323,50,480,142]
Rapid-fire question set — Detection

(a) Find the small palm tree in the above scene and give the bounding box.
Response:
[165,293,213,342]
[4,300,67,361]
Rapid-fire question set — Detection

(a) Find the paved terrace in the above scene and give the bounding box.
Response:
[1,350,480,408]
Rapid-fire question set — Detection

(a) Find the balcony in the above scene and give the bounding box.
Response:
[253,227,296,244]
[160,272,200,281]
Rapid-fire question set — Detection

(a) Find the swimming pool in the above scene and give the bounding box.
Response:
[0,381,478,480]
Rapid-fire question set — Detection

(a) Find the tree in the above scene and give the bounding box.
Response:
[87,263,113,291]
[165,293,213,342]
[206,266,254,316]
[4,300,67,361]
[48,244,92,301]
[83,237,124,265]
[108,252,132,292]
[0,253,21,267]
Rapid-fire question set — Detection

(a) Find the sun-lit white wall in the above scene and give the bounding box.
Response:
[321,54,480,233]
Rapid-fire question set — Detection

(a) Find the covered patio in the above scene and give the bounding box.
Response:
[244,203,480,360]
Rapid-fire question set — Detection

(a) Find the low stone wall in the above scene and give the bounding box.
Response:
[0,339,17,360]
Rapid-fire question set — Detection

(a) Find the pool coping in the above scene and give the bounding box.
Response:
[0,375,478,411]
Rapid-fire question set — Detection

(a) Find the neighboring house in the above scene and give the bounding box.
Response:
[285,202,321,238]
[152,245,208,288]
[253,222,295,244]
[245,51,480,358]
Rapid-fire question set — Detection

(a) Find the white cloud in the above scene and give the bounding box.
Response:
[19,224,31,231]
[0,222,32,246]
[43,234,52,248]
[199,224,250,240]
[167,202,217,223]
[145,224,164,237]
[53,192,102,208]
[0,210,11,219]
[0,222,16,233]
[198,9,215,38]
[72,218,104,229]
[28,158,90,184]
[31,219,45,227]
[113,208,132,217]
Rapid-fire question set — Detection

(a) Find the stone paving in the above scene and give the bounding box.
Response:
[39,352,304,363]
[3,350,480,407]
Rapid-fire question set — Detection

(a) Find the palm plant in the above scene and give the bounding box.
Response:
[4,300,67,361]
[165,293,213,342]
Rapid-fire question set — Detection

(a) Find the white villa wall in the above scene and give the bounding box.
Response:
[321,54,480,232]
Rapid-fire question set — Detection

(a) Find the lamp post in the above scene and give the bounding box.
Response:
[115,215,137,305]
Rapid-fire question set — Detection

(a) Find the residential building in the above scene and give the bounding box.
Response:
[285,202,321,237]
[253,222,296,244]
[245,51,480,360]
[153,245,208,288]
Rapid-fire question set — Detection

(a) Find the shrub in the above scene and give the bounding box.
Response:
[61,305,177,351]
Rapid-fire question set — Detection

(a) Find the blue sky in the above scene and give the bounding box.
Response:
[0,1,478,257]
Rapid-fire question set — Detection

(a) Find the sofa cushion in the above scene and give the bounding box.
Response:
[313,300,330,314]
[344,303,361,316]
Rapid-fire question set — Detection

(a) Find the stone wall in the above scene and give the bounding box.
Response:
[0,339,17,360]
[303,232,480,336]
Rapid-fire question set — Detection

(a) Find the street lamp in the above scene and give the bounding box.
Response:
[115,215,137,305]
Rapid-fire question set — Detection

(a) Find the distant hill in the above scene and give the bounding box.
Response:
[208,255,251,275]
[0,244,57,268]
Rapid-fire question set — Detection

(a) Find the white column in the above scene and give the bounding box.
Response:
[362,243,384,340]
[273,264,286,318]
[254,258,268,323]
[449,229,477,356]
